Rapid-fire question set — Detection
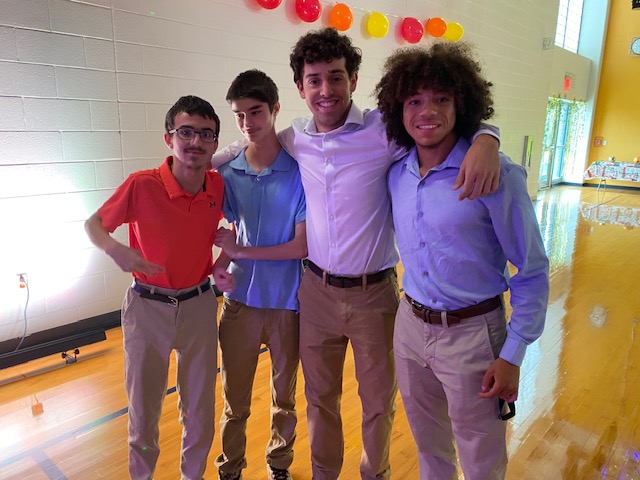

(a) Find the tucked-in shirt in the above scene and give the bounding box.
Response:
[387,139,550,366]
[213,102,500,277]
[98,156,224,289]
[219,148,306,311]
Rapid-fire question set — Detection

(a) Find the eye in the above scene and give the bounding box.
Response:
[178,128,195,138]
[200,130,215,141]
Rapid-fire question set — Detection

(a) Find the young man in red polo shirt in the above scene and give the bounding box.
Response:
[85,95,234,480]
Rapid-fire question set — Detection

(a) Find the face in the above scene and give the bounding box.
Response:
[296,57,358,133]
[230,98,279,144]
[402,88,457,150]
[164,112,218,175]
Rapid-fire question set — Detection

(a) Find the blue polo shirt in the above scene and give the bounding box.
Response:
[218,148,306,311]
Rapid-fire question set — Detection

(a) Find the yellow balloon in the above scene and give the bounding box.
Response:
[367,12,389,38]
[444,22,464,42]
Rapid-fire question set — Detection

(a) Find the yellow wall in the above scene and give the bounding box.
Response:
[589,1,640,176]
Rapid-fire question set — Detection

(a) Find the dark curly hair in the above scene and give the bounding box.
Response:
[165,95,220,136]
[226,69,279,113]
[374,42,494,148]
[289,27,362,85]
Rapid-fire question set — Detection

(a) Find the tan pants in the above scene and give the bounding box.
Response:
[122,283,218,480]
[298,269,399,480]
[214,298,299,476]
[394,296,508,480]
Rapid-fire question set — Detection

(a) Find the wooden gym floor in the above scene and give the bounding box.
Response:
[1,185,639,479]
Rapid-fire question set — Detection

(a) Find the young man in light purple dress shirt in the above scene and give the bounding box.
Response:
[376,43,550,479]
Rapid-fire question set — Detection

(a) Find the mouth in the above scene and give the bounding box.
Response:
[316,99,338,109]
[416,123,439,131]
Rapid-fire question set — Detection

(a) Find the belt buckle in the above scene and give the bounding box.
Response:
[168,296,178,307]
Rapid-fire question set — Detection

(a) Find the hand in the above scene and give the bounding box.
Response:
[107,243,164,276]
[214,227,242,259]
[212,265,234,293]
[479,358,520,402]
[453,134,500,200]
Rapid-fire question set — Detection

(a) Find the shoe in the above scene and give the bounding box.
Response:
[267,466,291,480]
[218,471,242,480]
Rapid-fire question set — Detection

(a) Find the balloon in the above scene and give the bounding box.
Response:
[401,17,424,44]
[329,3,353,32]
[256,0,281,9]
[367,12,389,38]
[444,22,464,42]
[426,17,447,38]
[295,0,321,23]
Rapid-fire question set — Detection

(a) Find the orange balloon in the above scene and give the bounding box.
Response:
[329,3,353,31]
[426,17,447,38]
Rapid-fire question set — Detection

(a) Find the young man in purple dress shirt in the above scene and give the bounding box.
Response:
[376,42,550,479]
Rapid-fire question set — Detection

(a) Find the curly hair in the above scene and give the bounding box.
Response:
[289,27,362,85]
[226,69,279,113]
[374,42,494,148]
[165,95,220,136]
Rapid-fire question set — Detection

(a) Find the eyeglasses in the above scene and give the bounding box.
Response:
[169,127,218,143]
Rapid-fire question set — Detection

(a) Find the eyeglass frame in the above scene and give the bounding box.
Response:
[168,126,218,143]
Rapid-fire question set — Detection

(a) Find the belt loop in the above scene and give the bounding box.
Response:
[150,286,156,294]
[441,311,449,328]
[362,273,367,291]
[322,270,327,286]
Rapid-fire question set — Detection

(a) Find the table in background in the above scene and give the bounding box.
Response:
[583,161,640,200]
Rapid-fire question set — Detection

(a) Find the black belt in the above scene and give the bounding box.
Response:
[405,294,501,325]
[306,260,394,289]
[133,280,211,307]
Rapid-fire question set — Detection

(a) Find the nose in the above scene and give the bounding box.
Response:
[319,80,331,97]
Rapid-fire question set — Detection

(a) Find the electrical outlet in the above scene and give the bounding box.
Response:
[17,273,28,288]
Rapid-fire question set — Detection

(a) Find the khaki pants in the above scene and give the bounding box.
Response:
[298,269,399,480]
[394,296,508,480]
[122,283,218,480]
[215,298,299,476]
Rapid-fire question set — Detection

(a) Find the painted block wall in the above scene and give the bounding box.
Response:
[0,0,559,341]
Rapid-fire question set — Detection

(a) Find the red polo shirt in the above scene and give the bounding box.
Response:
[98,156,224,289]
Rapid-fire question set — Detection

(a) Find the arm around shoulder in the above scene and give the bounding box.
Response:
[454,126,501,200]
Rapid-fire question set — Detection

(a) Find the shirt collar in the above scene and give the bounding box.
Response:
[303,101,364,135]
[161,156,215,198]
[229,147,294,175]
[402,137,471,176]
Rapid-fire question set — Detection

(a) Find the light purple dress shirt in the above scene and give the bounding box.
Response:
[387,139,550,366]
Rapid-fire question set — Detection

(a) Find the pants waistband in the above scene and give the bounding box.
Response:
[404,294,502,326]
[306,260,394,289]
[132,279,211,307]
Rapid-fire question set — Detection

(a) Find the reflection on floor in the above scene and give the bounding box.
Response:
[0,185,639,479]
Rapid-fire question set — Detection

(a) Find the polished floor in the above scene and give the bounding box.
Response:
[1,185,639,479]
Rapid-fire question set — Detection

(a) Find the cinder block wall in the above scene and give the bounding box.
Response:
[0,0,558,341]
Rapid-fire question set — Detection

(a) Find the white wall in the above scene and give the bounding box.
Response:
[0,0,560,341]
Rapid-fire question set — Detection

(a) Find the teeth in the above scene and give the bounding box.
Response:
[417,124,437,130]
[318,101,336,108]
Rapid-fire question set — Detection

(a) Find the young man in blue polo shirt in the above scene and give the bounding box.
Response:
[213,70,307,480]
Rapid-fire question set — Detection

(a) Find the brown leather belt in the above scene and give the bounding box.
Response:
[404,294,501,325]
[307,260,394,288]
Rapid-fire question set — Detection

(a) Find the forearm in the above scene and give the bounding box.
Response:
[84,213,121,255]
[233,240,307,261]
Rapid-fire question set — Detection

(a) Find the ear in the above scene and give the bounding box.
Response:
[164,131,173,150]
[273,102,281,116]
[350,72,359,94]
[296,81,305,99]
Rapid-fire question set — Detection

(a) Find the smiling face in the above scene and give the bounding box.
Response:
[402,88,458,153]
[164,112,218,177]
[296,57,358,133]
[230,97,279,144]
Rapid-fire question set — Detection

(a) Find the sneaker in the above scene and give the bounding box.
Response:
[218,471,242,480]
[267,466,291,480]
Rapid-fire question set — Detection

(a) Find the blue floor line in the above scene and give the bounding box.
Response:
[1,347,270,475]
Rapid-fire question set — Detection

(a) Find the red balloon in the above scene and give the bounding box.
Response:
[295,0,321,23]
[401,17,424,44]
[257,0,281,9]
